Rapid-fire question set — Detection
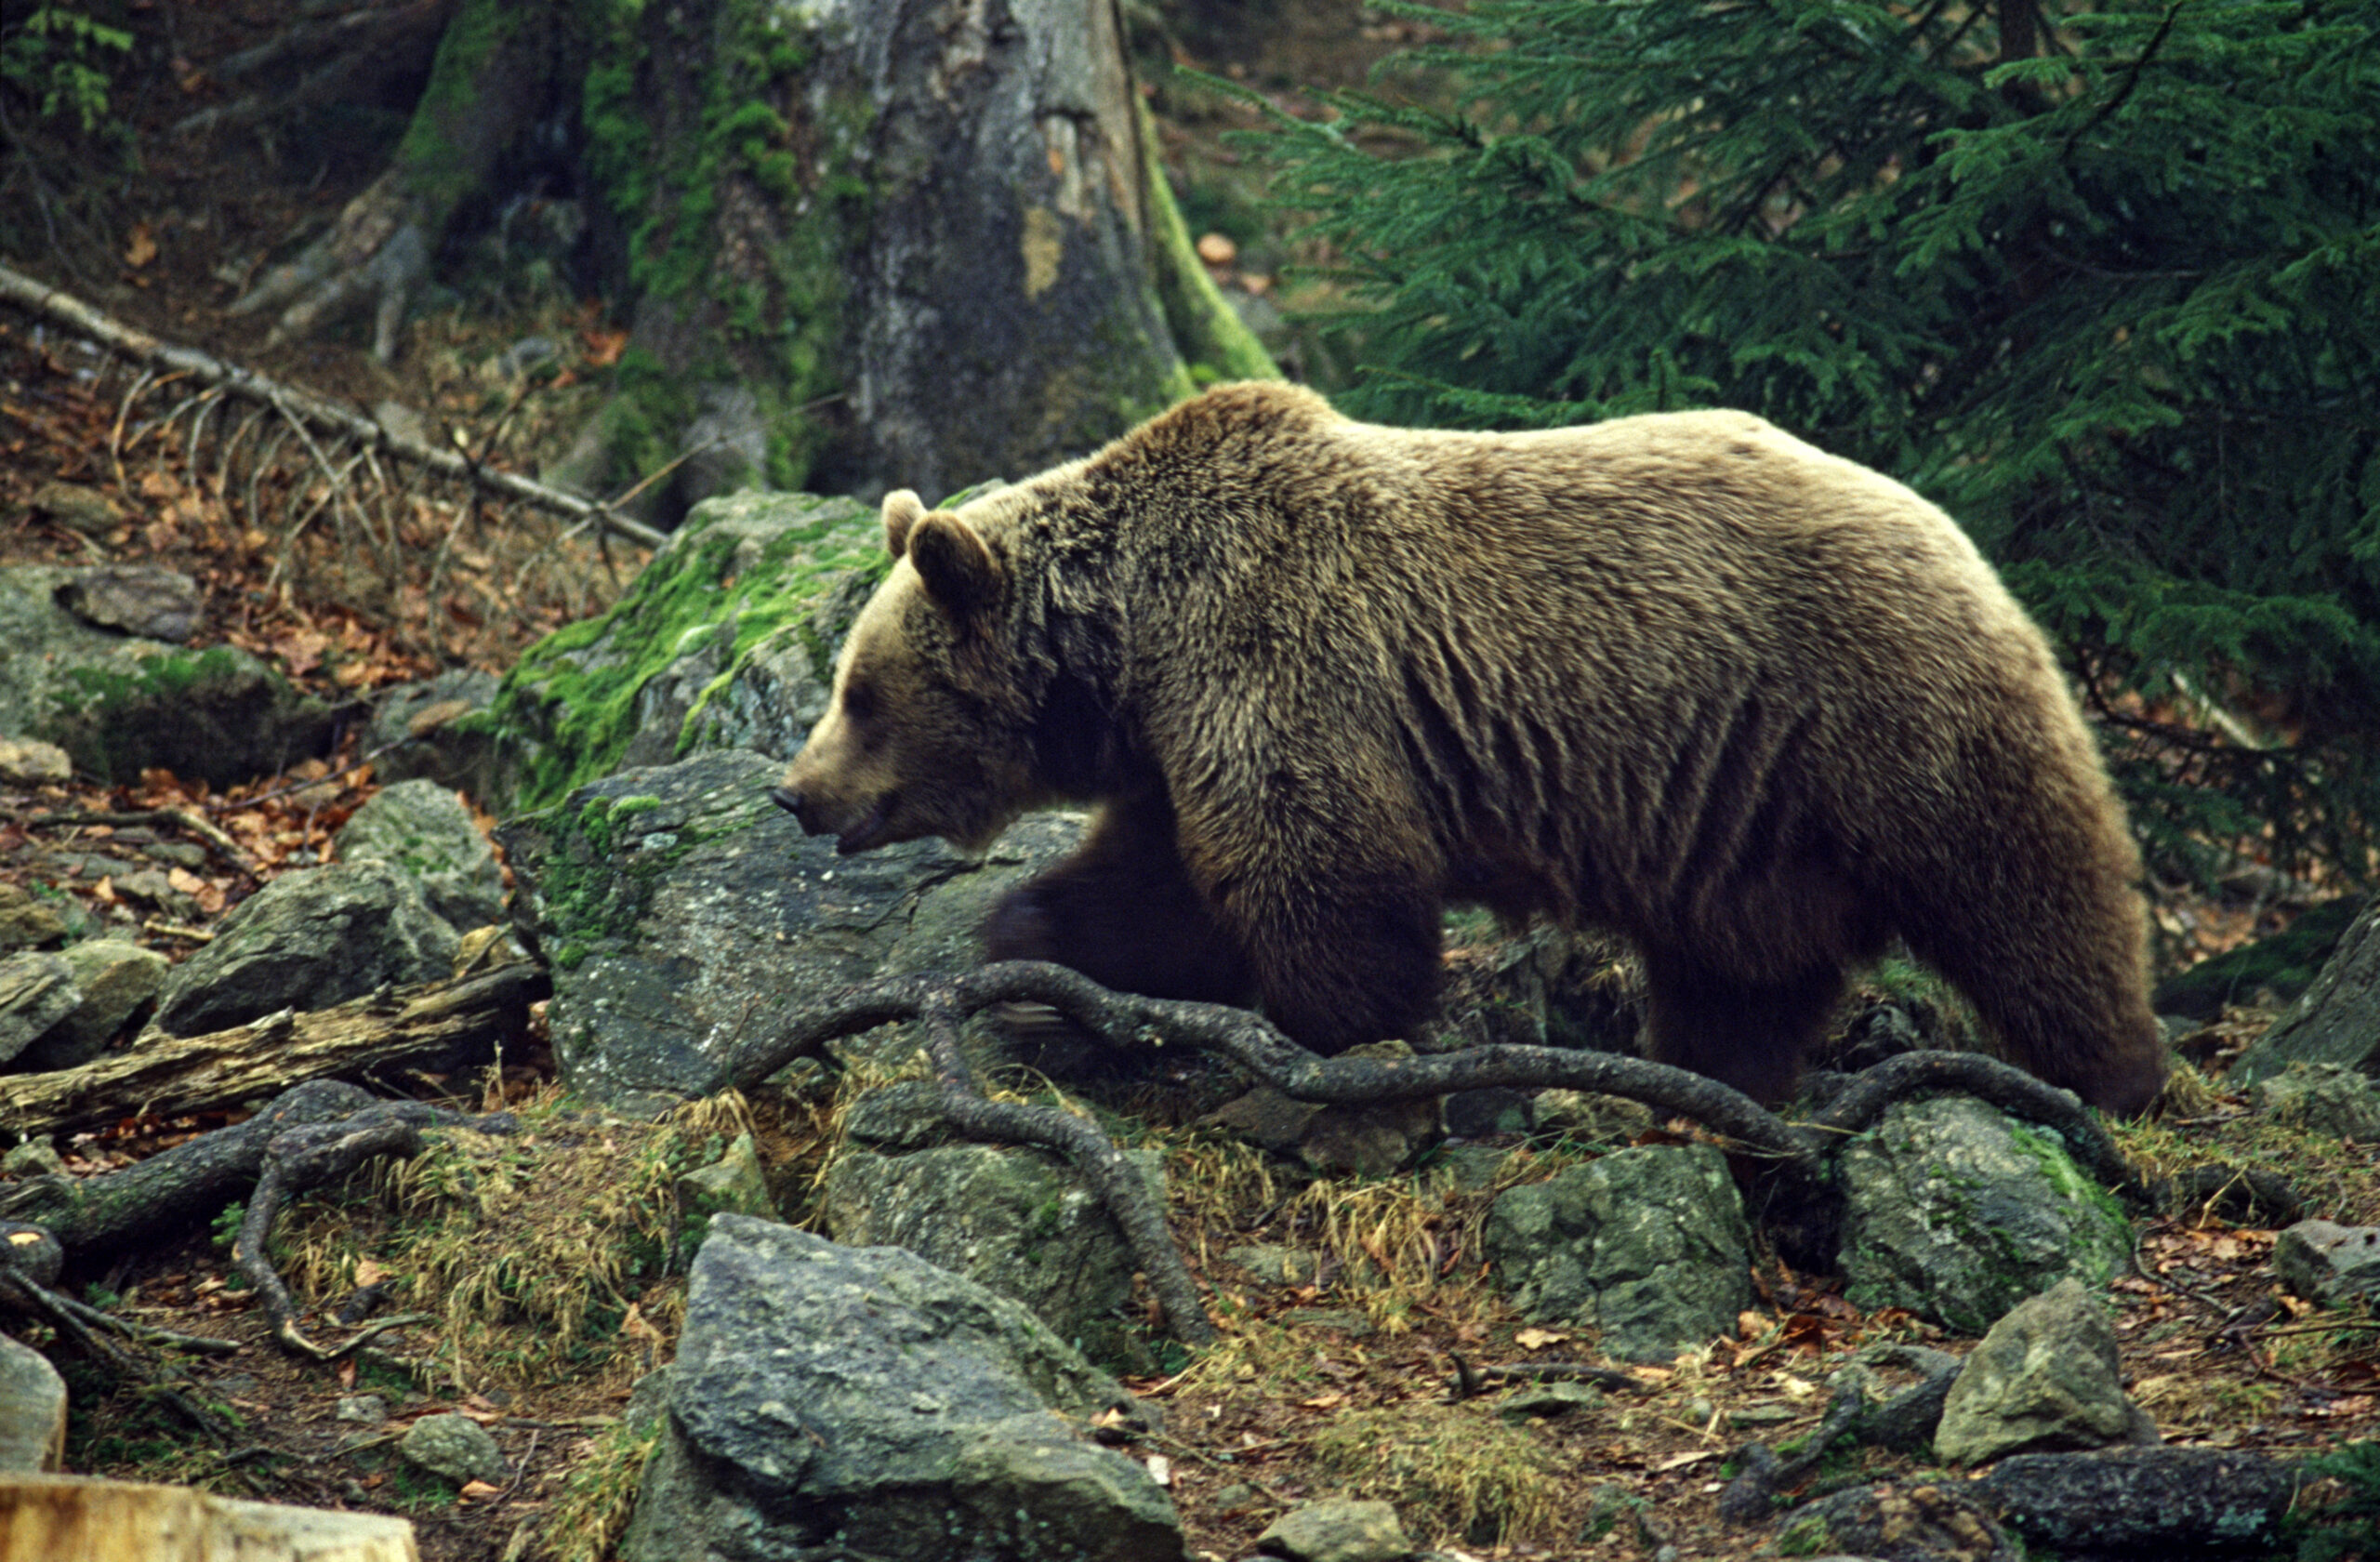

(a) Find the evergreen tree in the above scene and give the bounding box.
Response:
[1232,0,2380,890]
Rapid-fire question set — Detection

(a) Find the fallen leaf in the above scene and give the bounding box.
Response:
[1514,1328,1568,1351]
[125,224,157,269]
[458,1479,504,1501]
[1301,1391,1346,1410]
[1655,1449,1720,1472]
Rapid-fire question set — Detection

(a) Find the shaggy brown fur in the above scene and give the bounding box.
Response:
[775,382,2169,1114]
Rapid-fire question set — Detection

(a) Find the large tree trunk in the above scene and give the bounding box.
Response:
[223,0,1273,521]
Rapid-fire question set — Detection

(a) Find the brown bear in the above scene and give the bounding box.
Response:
[774,381,2169,1115]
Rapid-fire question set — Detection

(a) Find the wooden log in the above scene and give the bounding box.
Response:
[0,1474,417,1561]
[0,962,546,1142]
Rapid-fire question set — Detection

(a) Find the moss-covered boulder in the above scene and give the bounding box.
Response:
[1837,1096,2134,1334]
[482,490,884,814]
[0,566,332,787]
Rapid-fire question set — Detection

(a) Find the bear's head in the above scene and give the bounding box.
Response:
[774,489,1042,855]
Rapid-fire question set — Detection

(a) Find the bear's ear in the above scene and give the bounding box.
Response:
[908,513,1004,626]
[882,489,927,559]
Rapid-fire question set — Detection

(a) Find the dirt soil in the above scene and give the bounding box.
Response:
[4,6,2377,1561]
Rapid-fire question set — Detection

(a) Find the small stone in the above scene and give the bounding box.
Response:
[29,481,120,536]
[18,939,168,1069]
[335,1395,390,1424]
[1258,1497,1409,1562]
[0,737,72,788]
[0,885,68,952]
[1225,1244,1328,1286]
[677,1132,775,1225]
[2274,1220,2380,1307]
[1196,232,1237,266]
[399,1411,507,1486]
[1,1141,66,1180]
[0,953,79,1067]
[1498,1381,1603,1419]
[1936,1278,2157,1466]
[57,564,204,642]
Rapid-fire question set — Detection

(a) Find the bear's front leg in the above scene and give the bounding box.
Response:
[1232,872,1445,1055]
[983,797,1258,1007]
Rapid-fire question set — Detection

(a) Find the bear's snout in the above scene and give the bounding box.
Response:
[771,783,897,854]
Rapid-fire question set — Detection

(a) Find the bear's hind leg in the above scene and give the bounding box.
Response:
[1897,871,2168,1116]
[1642,951,1846,1105]
[983,798,1258,1007]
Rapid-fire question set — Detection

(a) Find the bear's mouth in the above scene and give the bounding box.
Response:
[836,794,896,855]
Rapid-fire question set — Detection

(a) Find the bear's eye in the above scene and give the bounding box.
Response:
[841,678,879,724]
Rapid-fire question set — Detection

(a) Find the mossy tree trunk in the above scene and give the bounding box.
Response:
[230,0,1273,522]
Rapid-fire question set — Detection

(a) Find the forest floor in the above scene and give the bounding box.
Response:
[3,5,2378,1560]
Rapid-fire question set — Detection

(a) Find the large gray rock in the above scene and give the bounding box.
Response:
[823,1082,1161,1370]
[2235,898,2380,1083]
[0,565,333,786]
[0,954,79,1067]
[1837,1095,2134,1334]
[336,778,506,932]
[2274,1219,2380,1307]
[1482,1144,1752,1363]
[2249,1061,2380,1140]
[0,1334,65,1471]
[152,861,459,1036]
[500,748,1079,1113]
[621,1215,1183,1562]
[14,940,168,1070]
[1971,1448,2294,1554]
[1935,1278,2157,1466]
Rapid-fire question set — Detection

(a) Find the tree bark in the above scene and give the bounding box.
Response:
[208,0,1275,520]
[0,962,545,1142]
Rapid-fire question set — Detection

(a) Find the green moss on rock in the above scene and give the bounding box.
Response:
[488,490,879,814]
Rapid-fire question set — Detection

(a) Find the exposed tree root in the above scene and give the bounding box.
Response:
[7,960,2152,1360]
[230,1105,484,1359]
[722,960,2153,1349]
[3,1080,509,1365]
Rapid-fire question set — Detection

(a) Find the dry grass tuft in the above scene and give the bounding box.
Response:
[1307,1401,1574,1545]
[276,1086,748,1390]
[539,1417,664,1562]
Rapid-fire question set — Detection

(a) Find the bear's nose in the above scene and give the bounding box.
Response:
[770,787,811,828]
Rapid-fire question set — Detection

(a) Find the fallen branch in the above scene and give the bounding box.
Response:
[0,259,665,549]
[0,961,546,1142]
